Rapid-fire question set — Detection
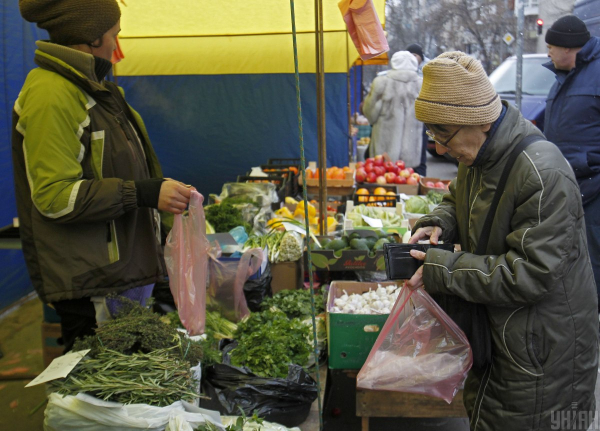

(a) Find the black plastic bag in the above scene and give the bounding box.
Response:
[243,263,272,312]
[201,362,318,427]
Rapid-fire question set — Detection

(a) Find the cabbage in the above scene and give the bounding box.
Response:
[405,196,430,214]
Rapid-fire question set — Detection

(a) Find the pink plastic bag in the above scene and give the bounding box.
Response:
[338,0,389,60]
[357,287,473,403]
[207,246,263,323]
[164,191,209,336]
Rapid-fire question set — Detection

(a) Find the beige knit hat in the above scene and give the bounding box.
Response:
[415,51,502,125]
[20,0,121,46]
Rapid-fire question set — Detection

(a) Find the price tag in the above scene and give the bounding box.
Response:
[361,215,383,228]
[25,349,90,387]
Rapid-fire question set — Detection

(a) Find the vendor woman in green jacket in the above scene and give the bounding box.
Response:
[13,0,195,351]
[406,52,598,430]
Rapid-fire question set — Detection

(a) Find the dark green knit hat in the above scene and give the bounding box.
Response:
[20,0,121,45]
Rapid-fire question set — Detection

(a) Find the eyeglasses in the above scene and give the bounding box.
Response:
[425,126,463,150]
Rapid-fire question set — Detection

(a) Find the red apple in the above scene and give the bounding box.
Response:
[406,167,415,175]
[374,166,386,177]
[376,175,387,185]
[406,176,419,185]
[366,172,377,183]
[410,173,420,181]
[395,160,406,170]
[384,161,397,173]
[373,155,385,166]
[425,181,436,188]
[355,168,367,183]
[434,181,447,189]
[364,163,374,174]
[365,157,374,165]
[384,172,397,183]
[356,161,365,168]
[394,175,407,184]
[399,169,410,178]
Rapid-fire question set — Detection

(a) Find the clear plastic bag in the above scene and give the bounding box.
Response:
[164,191,209,336]
[217,182,279,207]
[356,288,473,403]
[207,247,264,322]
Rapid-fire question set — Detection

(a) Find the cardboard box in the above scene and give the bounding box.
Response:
[327,281,403,369]
[298,162,356,197]
[42,322,63,368]
[307,248,385,272]
[271,260,303,294]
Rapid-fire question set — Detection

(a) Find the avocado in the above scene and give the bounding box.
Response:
[376,229,388,238]
[365,237,377,250]
[373,238,390,250]
[349,238,370,251]
[327,239,348,251]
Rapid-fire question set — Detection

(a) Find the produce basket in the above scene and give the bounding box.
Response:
[419,177,451,195]
[353,184,399,208]
[260,164,299,196]
[327,281,402,369]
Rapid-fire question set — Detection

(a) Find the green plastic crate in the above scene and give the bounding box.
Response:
[327,281,400,369]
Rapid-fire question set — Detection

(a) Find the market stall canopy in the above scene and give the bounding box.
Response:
[117,0,386,76]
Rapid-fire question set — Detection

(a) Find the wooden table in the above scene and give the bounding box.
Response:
[356,388,467,431]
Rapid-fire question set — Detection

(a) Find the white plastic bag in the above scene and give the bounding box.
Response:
[44,393,224,431]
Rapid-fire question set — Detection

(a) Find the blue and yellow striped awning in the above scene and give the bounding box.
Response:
[116,0,386,76]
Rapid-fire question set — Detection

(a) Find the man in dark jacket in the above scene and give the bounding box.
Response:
[406,51,598,430]
[543,15,600,313]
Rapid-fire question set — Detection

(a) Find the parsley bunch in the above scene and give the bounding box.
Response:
[230,310,311,378]
[260,288,325,319]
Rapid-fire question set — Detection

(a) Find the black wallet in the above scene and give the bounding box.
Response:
[383,243,454,280]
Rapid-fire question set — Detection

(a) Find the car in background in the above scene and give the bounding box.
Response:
[574,0,600,37]
[488,53,556,131]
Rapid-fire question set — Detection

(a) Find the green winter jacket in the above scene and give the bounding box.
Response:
[414,102,598,430]
[12,41,170,303]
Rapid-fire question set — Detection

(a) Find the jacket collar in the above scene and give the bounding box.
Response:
[471,101,543,171]
[34,41,110,97]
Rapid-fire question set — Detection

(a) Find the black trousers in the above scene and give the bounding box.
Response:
[52,298,97,353]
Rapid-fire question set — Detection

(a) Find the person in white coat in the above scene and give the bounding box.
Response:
[362,51,423,166]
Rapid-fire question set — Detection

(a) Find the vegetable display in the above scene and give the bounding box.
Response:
[52,348,199,406]
[205,202,251,233]
[316,230,399,254]
[346,205,403,227]
[329,284,402,314]
[72,297,206,366]
[260,288,326,319]
[404,196,430,214]
[230,310,312,378]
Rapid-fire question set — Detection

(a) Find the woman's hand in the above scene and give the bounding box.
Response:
[158,179,196,214]
[408,226,443,245]
[405,249,427,290]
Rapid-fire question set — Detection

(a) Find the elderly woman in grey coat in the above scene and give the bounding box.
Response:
[362,51,422,165]
[406,51,598,430]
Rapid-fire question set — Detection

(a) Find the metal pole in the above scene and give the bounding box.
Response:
[315,0,327,235]
[346,35,354,163]
[516,0,525,110]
